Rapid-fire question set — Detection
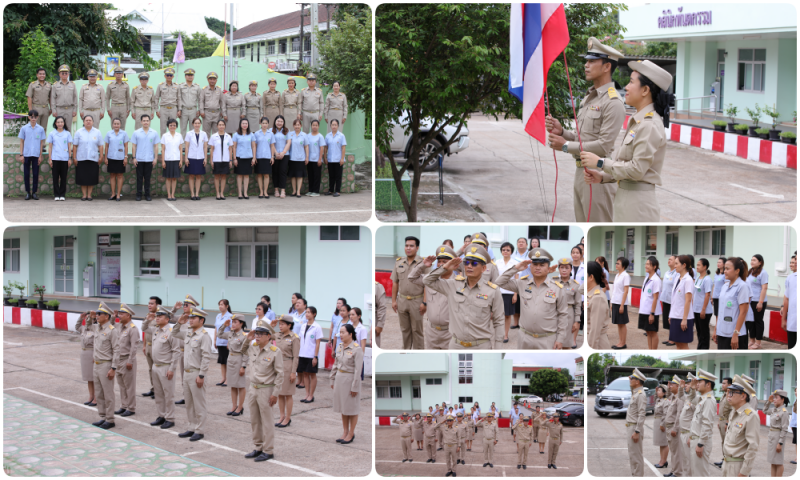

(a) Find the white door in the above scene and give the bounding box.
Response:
[54,236,74,294]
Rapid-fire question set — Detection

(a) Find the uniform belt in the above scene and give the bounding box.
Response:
[163,105,176,109]
[205,109,220,112]
[119,354,130,359]
[147,342,152,345]
[654,415,663,418]
[681,429,691,434]
[770,427,782,431]
[625,422,637,427]
[180,348,185,352]
[433,324,449,331]
[82,347,89,350]
[446,443,457,446]
[84,108,100,111]
[34,104,49,107]
[618,180,655,191]
[452,335,488,348]
[329,107,342,110]
[284,104,297,108]
[575,160,583,168]
[134,107,152,110]
[58,105,76,108]
[246,106,260,109]
[251,383,275,389]
[185,368,199,373]
[401,435,411,438]
[666,423,675,428]
[724,457,744,462]
[154,363,170,367]
[399,294,423,300]
[303,110,319,113]
[112,103,127,106]
[339,369,354,374]
[229,351,242,356]
[690,435,700,440]
[94,360,111,364]
[520,327,556,339]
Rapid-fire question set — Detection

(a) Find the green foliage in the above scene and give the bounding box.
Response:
[4,27,56,119]
[46,299,61,307]
[622,354,671,368]
[560,368,573,383]
[762,105,780,129]
[779,131,796,139]
[644,41,677,57]
[8,299,19,305]
[330,4,370,25]
[529,369,570,399]
[755,128,769,135]
[711,120,727,127]
[375,163,394,179]
[513,395,522,402]
[164,31,220,62]
[25,298,38,306]
[588,353,617,386]
[3,284,12,296]
[32,284,46,300]
[10,281,26,296]
[204,17,236,38]
[734,123,749,132]
[744,104,761,127]
[725,104,739,123]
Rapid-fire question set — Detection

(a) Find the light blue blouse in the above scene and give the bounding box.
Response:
[306,133,326,162]
[104,130,129,161]
[232,132,255,158]
[73,127,103,162]
[254,129,275,159]
[273,130,288,154]
[325,131,347,163]
[288,131,307,161]
[46,130,73,161]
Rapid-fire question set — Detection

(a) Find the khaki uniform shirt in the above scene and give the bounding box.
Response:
[223,92,244,119]
[547,420,563,439]
[76,315,96,349]
[324,92,348,118]
[79,83,105,111]
[423,267,505,348]
[243,92,261,112]
[496,270,570,343]
[655,398,668,430]
[91,321,120,368]
[243,342,284,389]
[555,276,583,325]
[764,403,790,445]
[281,89,300,109]
[436,423,461,445]
[394,417,414,436]
[665,391,684,434]
[409,262,450,328]
[151,324,182,371]
[562,82,626,159]
[391,256,427,297]
[723,404,760,475]
[457,260,499,282]
[131,84,156,109]
[179,83,202,111]
[374,282,387,330]
[626,386,647,433]
[51,80,78,108]
[457,421,468,442]
[261,90,281,112]
[171,326,213,376]
[299,87,324,113]
[116,321,140,360]
[600,103,666,186]
[691,391,716,443]
[678,388,698,430]
[477,419,498,441]
[587,287,611,349]
[423,421,438,439]
[330,341,364,392]
[275,331,300,373]
[513,421,534,442]
[155,82,180,108]
[27,81,52,107]
[535,413,548,429]
[200,86,223,113]
[719,393,733,424]
[218,329,250,366]
[106,81,130,110]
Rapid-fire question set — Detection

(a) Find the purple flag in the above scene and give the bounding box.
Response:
[173,33,185,64]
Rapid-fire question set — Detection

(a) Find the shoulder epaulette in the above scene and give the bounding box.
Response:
[491,260,496,265]
[593,289,601,295]
[573,279,580,285]
[783,407,787,412]
[293,333,299,338]
[397,257,402,261]
[133,85,139,90]
[270,345,277,351]
[455,275,465,281]
[159,82,164,85]
[644,112,655,119]
[375,281,380,285]
[520,275,529,280]
[554,281,563,288]
[607,87,619,99]
[148,86,153,89]
[487,281,498,290]
[29,81,36,85]
[109,325,114,329]
[203,86,207,89]
[744,408,752,415]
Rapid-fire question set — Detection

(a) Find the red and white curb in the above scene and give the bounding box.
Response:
[376,416,517,428]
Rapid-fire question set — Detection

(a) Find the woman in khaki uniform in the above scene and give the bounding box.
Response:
[244,81,262,133]
[555,258,582,349]
[466,409,476,450]
[275,317,300,428]
[586,261,612,349]
[330,323,363,444]
[652,385,669,468]
[324,81,348,128]
[413,413,424,450]
[536,412,548,453]
[223,81,245,135]
[261,78,282,124]
[764,390,791,477]
[281,79,300,129]
[76,311,97,406]
[218,314,249,416]
[581,60,674,222]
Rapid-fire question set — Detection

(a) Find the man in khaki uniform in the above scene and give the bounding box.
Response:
[242,324,284,462]
[200,72,223,138]
[174,295,197,405]
[298,73,324,133]
[476,411,498,468]
[495,248,571,349]
[456,413,467,465]
[26,68,52,133]
[89,302,120,429]
[741,375,759,410]
[106,66,130,129]
[423,244,505,349]
[79,69,105,122]
[391,236,429,349]
[147,306,181,430]
[51,64,78,132]
[546,37,625,222]
[721,375,760,477]
[423,413,438,462]
[374,281,387,348]
[434,406,446,449]
[663,376,686,478]
[626,368,648,476]
[261,78,282,123]
[547,412,564,469]
[172,307,213,442]
[243,80,262,130]
[533,406,543,443]
[409,245,454,350]
[155,67,181,137]
[177,68,202,136]
[714,377,734,468]
[678,375,700,477]
[131,73,156,130]
[554,257,583,349]
[512,414,533,469]
[435,415,460,476]
[114,303,140,417]
[689,368,718,477]
[393,413,415,462]
[456,233,499,282]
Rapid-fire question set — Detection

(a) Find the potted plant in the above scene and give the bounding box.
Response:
[25,298,38,309]
[780,131,796,145]
[3,284,12,305]
[762,105,781,140]
[725,104,739,132]
[46,299,60,311]
[744,104,761,137]
[8,298,19,306]
[32,284,46,310]
[711,120,727,132]
[755,128,770,140]
[11,281,25,301]
[734,124,749,135]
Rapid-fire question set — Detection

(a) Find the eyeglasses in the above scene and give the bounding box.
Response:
[186,74,194,76]
[463,260,483,267]
[165,74,174,77]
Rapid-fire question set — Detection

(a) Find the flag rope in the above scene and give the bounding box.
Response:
[544,89,558,223]
[562,50,591,222]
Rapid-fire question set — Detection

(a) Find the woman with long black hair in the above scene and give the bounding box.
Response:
[747,254,769,349]
[330,323,363,444]
[668,255,695,349]
[639,256,662,350]
[586,261,611,349]
[711,257,728,327]
[692,258,714,349]
[712,257,750,350]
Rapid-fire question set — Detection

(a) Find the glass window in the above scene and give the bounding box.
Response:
[412,380,420,398]
[320,226,360,241]
[225,228,279,280]
[176,229,199,277]
[377,380,389,398]
[3,238,20,272]
[425,378,442,385]
[528,226,571,242]
[458,369,473,384]
[279,40,287,54]
[645,226,657,256]
[695,226,726,256]
[512,372,517,379]
[737,49,766,92]
[749,360,760,386]
[720,362,730,381]
[268,42,275,55]
[665,226,679,256]
[140,230,160,275]
[303,35,311,52]
[291,37,300,53]
[458,396,473,403]
[389,380,402,398]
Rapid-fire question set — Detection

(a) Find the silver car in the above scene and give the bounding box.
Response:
[389,112,470,170]
[594,376,658,417]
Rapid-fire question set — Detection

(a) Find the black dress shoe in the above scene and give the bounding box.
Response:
[254,452,273,462]
[431,460,435,464]
[150,417,165,426]
[88,402,97,407]
[437,447,442,451]
[552,465,557,469]
[178,430,195,438]
[663,473,676,477]
[121,410,135,417]
[611,344,627,349]
[32,193,39,200]
[483,463,488,467]
[231,409,243,417]
[451,472,456,477]
[25,193,31,200]
[160,421,175,429]
[228,411,235,416]
[489,463,493,468]
[175,399,185,404]
[510,325,520,329]
[408,459,413,462]
[791,461,798,465]
[145,195,152,201]
[336,438,344,443]
[84,400,94,405]
[115,408,126,415]
[548,464,552,469]
[92,419,105,426]
[279,420,291,427]
[245,450,262,459]
[136,195,142,201]
[99,421,115,429]
[116,196,121,202]
[445,472,451,477]
[523,465,526,470]
[306,397,314,403]
[189,433,204,441]
[517,465,521,469]
[401,459,407,463]
[108,196,116,201]
[142,391,154,398]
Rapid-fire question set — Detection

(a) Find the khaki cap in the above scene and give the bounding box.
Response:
[669,375,681,385]
[630,367,646,382]
[184,294,199,306]
[87,69,98,77]
[306,73,317,80]
[138,73,150,80]
[697,368,717,382]
[464,245,490,264]
[402,412,409,416]
[486,412,495,417]
[730,375,756,397]
[230,313,246,324]
[629,59,673,91]
[426,413,433,418]
[581,37,623,62]
[268,77,278,84]
[249,80,258,86]
[188,307,207,318]
[773,389,788,398]
[164,67,176,75]
[687,372,697,381]
[96,301,114,316]
[185,68,196,75]
[255,318,275,332]
[456,412,464,417]
[207,72,218,79]
[435,245,457,260]
[557,257,571,266]
[155,306,172,318]
[113,66,124,74]
[446,415,454,421]
[58,64,70,73]
[470,232,489,247]
[528,248,554,263]
[118,303,135,315]
[742,374,755,386]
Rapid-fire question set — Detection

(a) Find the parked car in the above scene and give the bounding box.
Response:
[557,404,584,427]
[518,395,543,404]
[544,401,582,416]
[594,376,658,417]
[389,112,470,170]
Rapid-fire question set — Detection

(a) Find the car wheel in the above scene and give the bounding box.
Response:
[596,412,609,417]
[411,137,444,171]
[573,418,583,427]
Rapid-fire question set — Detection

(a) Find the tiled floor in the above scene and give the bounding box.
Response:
[2,394,235,477]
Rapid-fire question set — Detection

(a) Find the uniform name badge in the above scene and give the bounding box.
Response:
[724,316,733,322]
[647,288,652,294]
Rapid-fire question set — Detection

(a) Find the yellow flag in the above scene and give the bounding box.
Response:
[212,38,229,57]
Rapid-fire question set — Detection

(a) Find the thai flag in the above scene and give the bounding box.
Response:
[509,4,570,145]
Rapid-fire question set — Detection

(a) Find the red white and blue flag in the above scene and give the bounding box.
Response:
[509,4,570,145]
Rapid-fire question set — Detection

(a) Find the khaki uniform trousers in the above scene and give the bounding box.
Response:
[248,385,276,454]
[400,435,412,460]
[54,107,76,132]
[374,334,381,348]
[666,425,686,477]
[425,436,436,460]
[397,296,424,350]
[134,108,154,131]
[533,424,539,442]
[573,165,614,222]
[32,105,51,135]
[245,108,262,134]
[680,431,693,476]
[627,423,644,476]
[180,108,199,136]
[717,421,727,448]
[202,110,222,138]
[115,356,137,412]
[301,110,320,134]
[183,370,208,434]
[689,436,712,477]
[108,105,129,130]
[424,323,450,350]
[613,183,660,222]
[548,439,560,465]
[722,458,744,477]
[483,438,495,463]
[81,108,103,123]
[459,439,466,462]
[177,351,185,389]
[93,361,116,422]
[445,444,458,472]
[152,363,176,421]
[159,105,179,137]
[518,442,531,465]
[519,329,557,349]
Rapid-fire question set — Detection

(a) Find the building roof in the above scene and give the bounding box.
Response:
[512,366,559,372]
[575,357,583,364]
[234,6,336,40]
[109,7,221,39]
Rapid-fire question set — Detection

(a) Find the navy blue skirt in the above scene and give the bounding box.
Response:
[184,158,205,175]
[668,317,694,343]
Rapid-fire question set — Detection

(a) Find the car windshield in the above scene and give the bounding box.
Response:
[606,377,631,390]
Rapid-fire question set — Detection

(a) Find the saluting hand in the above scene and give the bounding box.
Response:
[516,259,533,272]
[422,255,436,268]
[442,257,462,273]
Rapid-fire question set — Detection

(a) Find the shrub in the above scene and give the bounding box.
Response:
[25,298,38,305]
[762,105,780,129]
[46,299,61,307]
[779,131,796,139]
[375,163,394,179]
[8,299,19,305]
[734,124,749,132]
[744,104,761,127]
[725,104,739,123]
[755,128,769,135]
[711,120,727,127]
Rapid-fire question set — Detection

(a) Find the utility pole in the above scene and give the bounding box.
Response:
[311,3,319,68]
[229,3,235,83]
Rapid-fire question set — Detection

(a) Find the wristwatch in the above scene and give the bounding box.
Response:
[561,142,569,153]
[698,443,705,448]
[422,302,427,306]
[596,157,605,169]
[198,375,205,379]
[634,430,640,434]
[111,367,116,370]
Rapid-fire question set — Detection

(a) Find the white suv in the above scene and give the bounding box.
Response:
[389,112,470,170]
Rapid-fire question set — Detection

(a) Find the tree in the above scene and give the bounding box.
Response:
[588,353,618,386]
[4,27,56,132]
[622,354,670,368]
[330,4,370,25]
[3,4,157,81]
[644,41,677,57]
[164,31,219,62]
[529,369,570,400]
[204,17,236,38]
[560,368,573,384]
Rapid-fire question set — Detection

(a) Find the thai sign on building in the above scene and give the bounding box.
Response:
[658,7,712,29]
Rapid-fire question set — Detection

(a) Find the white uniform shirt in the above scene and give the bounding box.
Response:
[209,132,233,162]
[495,257,520,295]
[298,322,323,358]
[572,263,585,300]
[785,272,797,332]
[160,132,183,161]
[611,271,631,306]
[184,130,209,159]
[640,273,663,316]
[669,273,695,320]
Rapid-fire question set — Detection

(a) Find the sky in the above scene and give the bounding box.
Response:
[505,352,582,374]
[113,2,303,31]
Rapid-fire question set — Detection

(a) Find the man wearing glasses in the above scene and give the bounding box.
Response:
[155,67,181,137]
[721,375,760,477]
[17,110,45,200]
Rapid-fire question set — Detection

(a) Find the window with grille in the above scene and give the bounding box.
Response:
[665,226,679,256]
[412,380,420,398]
[226,227,279,279]
[291,37,300,53]
[695,226,726,256]
[720,362,730,381]
[320,226,360,241]
[268,42,276,55]
[279,40,287,54]
[645,226,657,256]
[176,229,199,277]
[3,238,20,272]
[425,378,443,385]
[458,368,473,384]
[525,373,531,379]
[458,396,473,403]
[376,380,402,398]
[140,230,160,275]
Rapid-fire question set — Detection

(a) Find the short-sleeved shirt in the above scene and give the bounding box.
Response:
[640,274,662,315]
[712,273,726,299]
[232,132,254,158]
[354,323,368,345]
[692,275,714,314]
[209,132,233,162]
[306,133,326,162]
[254,129,275,159]
[18,123,46,157]
[603,268,611,300]
[288,131,306,161]
[611,271,631,305]
[495,258,519,295]
[785,272,797,332]
[47,130,73,161]
[747,270,769,300]
[330,314,343,339]
[73,127,103,162]
[104,130,129,160]
[215,312,232,347]
[273,130,288,153]
[298,322,323,358]
[669,273,695,320]
[160,132,184,161]
[325,131,347,163]
[291,310,308,335]
[131,128,160,162]
[661,269,678,305]
[184,130,208,159]
[717,278,751,337]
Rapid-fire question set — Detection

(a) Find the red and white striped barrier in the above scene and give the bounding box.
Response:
[375,416,520,428]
